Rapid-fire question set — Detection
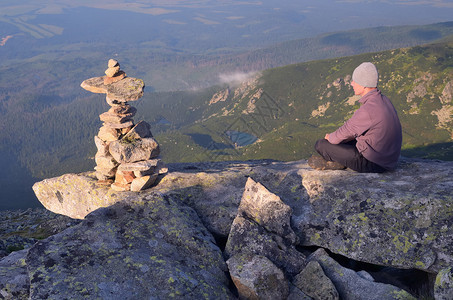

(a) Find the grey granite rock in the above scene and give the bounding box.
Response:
[224,177,306,277]
[293,260,339,300]
[226,254,289,300]
[293,158,453,273]
[307,249,416,300]
[434,267,453,300]
[287,284,313,300]
[32,158,453,276]
[239,177,297,244]
[26,194,233,299]
[0,250,29,299]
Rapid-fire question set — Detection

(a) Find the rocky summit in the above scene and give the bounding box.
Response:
[0,157,444,299]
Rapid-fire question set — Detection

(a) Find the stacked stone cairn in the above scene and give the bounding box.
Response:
[81,59,167,192]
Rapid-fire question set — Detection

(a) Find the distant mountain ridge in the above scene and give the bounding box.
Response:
[188,22,453,82]
[140,21,453,91]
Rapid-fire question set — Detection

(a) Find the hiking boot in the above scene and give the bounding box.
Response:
[308,155,346,170]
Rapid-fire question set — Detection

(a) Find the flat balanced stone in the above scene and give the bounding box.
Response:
[99,112,133,124]
[81,76,145,102]
[118,159,161,172]
[108,105,136,115]
[103,121,134,129]
[118,159,167,177]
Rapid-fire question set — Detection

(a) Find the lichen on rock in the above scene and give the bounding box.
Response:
[24,157,453,298]
[25,194,233,299]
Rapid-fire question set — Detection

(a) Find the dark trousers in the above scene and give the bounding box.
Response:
[315,139,386,173]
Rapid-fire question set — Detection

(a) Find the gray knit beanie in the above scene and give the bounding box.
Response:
[352,62,378,87]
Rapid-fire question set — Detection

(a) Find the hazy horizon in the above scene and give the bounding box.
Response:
[1,0,453,62]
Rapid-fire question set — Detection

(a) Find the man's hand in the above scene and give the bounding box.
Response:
[325,133,330,141]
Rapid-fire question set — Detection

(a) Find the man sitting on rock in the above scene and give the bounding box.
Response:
[309,62,402,173]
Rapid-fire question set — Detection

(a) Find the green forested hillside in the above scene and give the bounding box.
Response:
[151,39,453,163]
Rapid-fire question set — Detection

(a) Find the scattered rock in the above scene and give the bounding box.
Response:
[293,260,339,300]
[434,267,453,300]
[0,208,80,258]
[307,248,416,300]
[357,270,375,282]
[224,177,306,277]
[227,254,289,300]
[287,285,313,300]
[239,177,297,244]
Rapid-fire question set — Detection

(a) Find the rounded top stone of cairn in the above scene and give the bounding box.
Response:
[80,59,144,103]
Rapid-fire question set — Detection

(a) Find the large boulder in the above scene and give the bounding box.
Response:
[13,193,233,299]
[32,172,136,219]
[293,158,453,273]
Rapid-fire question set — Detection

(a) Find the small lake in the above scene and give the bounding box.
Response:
[225,131,258,147]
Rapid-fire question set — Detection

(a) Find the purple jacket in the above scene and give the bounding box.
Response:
[328,89,402,170]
